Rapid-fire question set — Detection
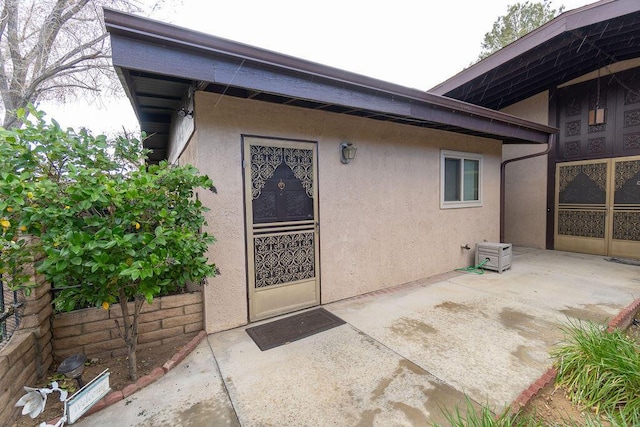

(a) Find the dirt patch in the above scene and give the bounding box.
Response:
[13,335,194,427]
[519,382,610,426]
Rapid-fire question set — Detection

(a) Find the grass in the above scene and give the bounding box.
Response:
[431,397,540,427]
[551,320,640,424]
[431,319,639,426]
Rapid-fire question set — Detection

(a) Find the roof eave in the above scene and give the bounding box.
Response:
[104,8,557,153]
[430,0,640,97]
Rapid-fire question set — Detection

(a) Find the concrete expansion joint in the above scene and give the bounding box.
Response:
[206,334,242,424]
[47,330,208,425]
[510,297,640,414]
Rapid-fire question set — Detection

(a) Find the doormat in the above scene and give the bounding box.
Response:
[606,257,640,267]
[246,308,345,351]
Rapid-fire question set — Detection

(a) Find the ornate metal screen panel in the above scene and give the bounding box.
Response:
[244,137,319,321]
[557,162,608,238]
[613,212,640,241]
[558,163,607,204]
[254,232,315,288]
[614,160,640,205]
[250,146,314,224]
[557,211,605,238]
[612,159,640,242]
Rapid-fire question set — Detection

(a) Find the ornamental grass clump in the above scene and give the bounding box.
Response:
[432,397,538,427]
[551,320,640,423]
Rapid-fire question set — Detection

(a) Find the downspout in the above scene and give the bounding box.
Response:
[500,133,556,243]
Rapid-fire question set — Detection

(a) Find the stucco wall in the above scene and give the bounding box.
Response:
[500,92,550,249]
[192,92,502,333]
[176,132,198,167]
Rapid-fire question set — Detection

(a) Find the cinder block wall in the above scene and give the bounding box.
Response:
[52,292,203,360]
[0,277,52,426]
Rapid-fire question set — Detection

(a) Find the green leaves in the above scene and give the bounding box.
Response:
[0,107,217,311]
[477,1,563,61]
[551,320,640,423]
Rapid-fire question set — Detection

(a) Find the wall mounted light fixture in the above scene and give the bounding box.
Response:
[177,108,194,119]
[340,142,357,164]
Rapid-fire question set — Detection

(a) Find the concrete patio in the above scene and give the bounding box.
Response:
[75,247,640,426]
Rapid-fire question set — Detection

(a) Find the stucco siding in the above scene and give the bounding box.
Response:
[176,133,198,167]
[193,92,502,333]
[500,92,550,249]
[502,146,548,249]
[500,91,549,126]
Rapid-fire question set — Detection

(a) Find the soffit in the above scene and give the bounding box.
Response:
[431,0,640,109]
[104,9,557,163]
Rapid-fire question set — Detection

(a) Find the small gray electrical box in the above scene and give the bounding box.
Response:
[476,243,512,273]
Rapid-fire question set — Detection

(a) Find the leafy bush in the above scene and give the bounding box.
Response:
[0,107,216,379]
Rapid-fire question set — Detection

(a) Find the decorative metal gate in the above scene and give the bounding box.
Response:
[555,156,640,258]
[0,275,24,349]
[243,137,319,321]
[610,156,640,258]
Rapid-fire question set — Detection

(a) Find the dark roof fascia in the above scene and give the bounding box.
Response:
[104,8,557,143]
[430,0,638,95]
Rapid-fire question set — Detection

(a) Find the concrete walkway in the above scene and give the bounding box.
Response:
[75,248,640,426]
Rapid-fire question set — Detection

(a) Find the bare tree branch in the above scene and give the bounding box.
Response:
[0,0,166,128]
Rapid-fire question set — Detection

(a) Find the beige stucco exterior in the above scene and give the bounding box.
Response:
[177,92,503,333]
[500,92,550,249]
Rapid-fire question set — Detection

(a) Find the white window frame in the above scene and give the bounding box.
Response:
[440,150,483,209]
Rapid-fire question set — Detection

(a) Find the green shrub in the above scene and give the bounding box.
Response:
[552,320,640,423]
[0,107,217,379]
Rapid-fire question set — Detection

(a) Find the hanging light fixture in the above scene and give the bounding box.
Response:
[589,68,606,126]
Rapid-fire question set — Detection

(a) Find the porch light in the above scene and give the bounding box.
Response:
[57,354,87,388]
[588,107,606,126]
[177,108,194,119]
[589,68,606,126]
[340,142,357,164]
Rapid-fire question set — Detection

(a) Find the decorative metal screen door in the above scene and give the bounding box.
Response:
[555,156,640,259]
[609,156,640,258]
[555,159,610,255]
[243,137,320,321]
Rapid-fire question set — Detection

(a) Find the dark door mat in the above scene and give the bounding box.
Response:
[606,257,640,267]
[246,308,346,351]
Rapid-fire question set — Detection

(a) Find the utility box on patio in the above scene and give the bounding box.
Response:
[476,243,512,273]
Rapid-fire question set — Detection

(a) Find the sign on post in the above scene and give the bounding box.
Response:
[65,369,110,424]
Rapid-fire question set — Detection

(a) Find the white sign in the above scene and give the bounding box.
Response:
[65,369,110,424]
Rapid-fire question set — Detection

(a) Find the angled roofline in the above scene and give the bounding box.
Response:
[430,0,638,95]
[104,8,557,150]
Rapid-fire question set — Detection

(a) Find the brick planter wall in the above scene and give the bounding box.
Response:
[0,277,52,426]
[52,292,203,360]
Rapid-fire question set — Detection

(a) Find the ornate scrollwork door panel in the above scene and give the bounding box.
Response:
[243,137,319,321]
[555,156,640,259]
[609,156,640,259]
[555,159,610,255]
